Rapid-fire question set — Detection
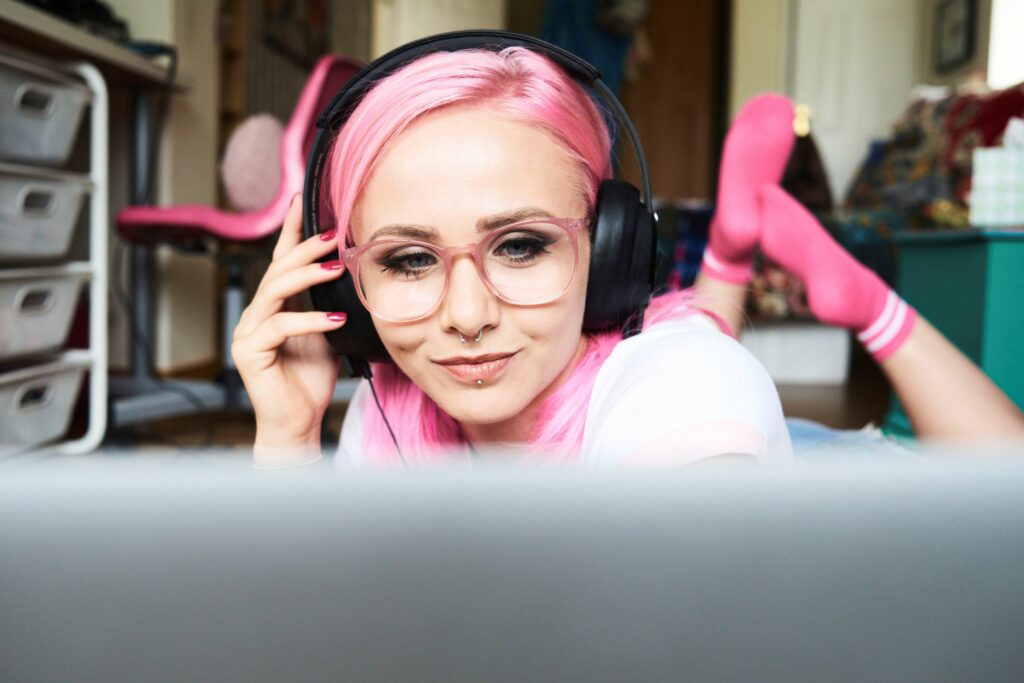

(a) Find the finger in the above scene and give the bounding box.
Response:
[236,310,347,357]
[245,260,347,330]
[271,193,305,261]
[266,221,343,281]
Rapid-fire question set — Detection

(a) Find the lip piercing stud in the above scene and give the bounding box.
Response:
[475,380,484,386]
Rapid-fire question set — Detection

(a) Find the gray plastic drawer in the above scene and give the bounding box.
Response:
[0,163,90,262]
[0,265,89,361]
[0,356,87,458]
[0,53,91,166]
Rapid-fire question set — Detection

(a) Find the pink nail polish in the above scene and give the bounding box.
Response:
[319,228,338,241]
[326,312,347,323]
[320,260,343,270]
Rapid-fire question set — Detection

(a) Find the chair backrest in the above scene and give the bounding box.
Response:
[278,55,364,206]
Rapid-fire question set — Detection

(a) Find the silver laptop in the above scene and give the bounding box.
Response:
[2,454,1023,682]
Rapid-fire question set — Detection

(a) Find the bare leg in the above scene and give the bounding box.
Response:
[879,316,1024,440]
[693,272,747,337]
[697,265,1024,440]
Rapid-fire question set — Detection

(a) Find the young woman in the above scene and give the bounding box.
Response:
[232,43,1024,468]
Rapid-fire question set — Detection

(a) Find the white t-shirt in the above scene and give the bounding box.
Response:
[337,314,792,467]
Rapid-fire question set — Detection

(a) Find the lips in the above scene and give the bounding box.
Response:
[433,351,518,383]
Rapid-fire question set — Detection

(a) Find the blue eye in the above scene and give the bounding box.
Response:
[378,248,439,279]
[493,233,553,264]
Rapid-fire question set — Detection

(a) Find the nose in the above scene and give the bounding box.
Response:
[439,253,499,339]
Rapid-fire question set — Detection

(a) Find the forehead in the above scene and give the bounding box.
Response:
[351,106,588,243]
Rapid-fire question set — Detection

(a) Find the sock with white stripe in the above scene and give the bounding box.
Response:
[701,93,796,284]
[759,185,917,361]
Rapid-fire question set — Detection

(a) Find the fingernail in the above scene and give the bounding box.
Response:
[319,228,338,241]
[290,193,301,209]
[326,312,347,323]
[320,259,343,270]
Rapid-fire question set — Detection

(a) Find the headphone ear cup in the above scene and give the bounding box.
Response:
[583,180,652,331]
[627,205,656,311]
[308,257,391,365]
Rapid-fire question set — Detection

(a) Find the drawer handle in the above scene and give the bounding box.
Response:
[22,188,56,217]
[15,287,54,315]
[16,382,53,412]
[15,85,55,118]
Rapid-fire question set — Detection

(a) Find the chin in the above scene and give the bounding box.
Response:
[431,385,531,426]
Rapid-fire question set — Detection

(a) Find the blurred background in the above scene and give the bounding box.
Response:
[1,0,1022,456]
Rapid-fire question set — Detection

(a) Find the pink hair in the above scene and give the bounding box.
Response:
[327,47,712,466]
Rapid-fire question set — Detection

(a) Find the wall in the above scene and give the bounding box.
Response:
[728,0,792,121]
[988,0,1024,89]
[371,0,505,57]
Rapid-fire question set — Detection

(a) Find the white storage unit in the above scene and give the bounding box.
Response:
[0,162,91,261]
[0,264,90,360]
[0,49,107,458]
[0,351,89,458]
[0,52,92,165]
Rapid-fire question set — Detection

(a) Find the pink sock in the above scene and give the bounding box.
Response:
[759,185,917,362]
[702,93,796,284]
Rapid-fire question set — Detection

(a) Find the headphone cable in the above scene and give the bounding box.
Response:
[111,240,217,450]
[364,373,407,468]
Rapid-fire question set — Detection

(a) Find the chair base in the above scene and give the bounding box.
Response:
[107,375,360,427]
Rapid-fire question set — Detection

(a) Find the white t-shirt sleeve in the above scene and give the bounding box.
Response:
[335,379,370,470]
[580,315,793,467]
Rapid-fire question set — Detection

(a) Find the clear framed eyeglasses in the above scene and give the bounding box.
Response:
[341,217,587,322]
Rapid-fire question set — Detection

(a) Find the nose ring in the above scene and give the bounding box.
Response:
[458,329,484,344]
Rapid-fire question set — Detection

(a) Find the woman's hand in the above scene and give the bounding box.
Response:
[231,194,348,463]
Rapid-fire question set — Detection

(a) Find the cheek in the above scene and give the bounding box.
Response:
[516,254,589,347]
[373,322,429,370]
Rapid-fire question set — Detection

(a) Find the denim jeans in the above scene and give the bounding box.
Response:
[786,418,917,460]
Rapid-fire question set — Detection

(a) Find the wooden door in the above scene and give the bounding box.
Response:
[620,0,727,201]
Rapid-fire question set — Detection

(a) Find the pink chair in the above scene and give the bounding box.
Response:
[118,54,362,244]
[111,55,363,424]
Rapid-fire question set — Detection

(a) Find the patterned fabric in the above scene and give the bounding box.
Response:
[846,84,1024,229]
[845,95,958,226]
[661,203,903,321]
[656,203,712,290]
[675,85,1024,320]
[747,255,810,320]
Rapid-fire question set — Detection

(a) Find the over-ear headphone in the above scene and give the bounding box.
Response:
[302,30,655,379]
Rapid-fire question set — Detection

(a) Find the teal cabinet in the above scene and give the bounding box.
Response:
[884,230,1024,437]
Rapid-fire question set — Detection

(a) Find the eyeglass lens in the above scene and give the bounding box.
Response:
[356,221,576,321]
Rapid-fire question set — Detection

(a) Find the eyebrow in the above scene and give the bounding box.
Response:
[367,207,556,242]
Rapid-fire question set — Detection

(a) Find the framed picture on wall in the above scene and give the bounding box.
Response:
[934,0,975,74]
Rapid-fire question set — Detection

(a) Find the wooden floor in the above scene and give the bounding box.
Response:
[97,344,892,454]
[777,344,892,429]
